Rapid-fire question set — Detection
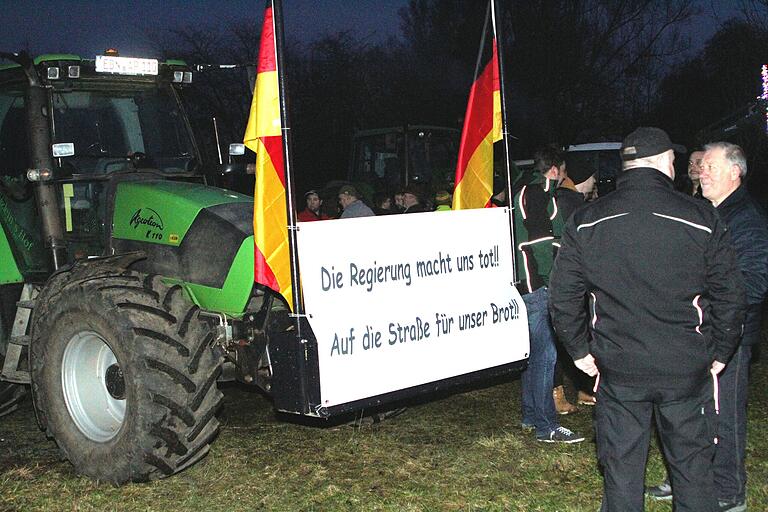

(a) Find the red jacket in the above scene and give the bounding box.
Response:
[298,209,330,222]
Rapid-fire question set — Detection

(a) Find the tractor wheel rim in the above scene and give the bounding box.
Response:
[62,331,126,442]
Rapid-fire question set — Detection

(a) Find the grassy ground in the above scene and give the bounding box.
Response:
[1,359,767,512]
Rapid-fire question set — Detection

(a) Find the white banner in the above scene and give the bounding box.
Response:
[297,207,529,407]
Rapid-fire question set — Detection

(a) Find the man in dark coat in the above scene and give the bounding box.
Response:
[549,127,746,512]
[402,185,429,213]
[700,142,768,511]
[553,162,598,411]
[556,162,596,222]
[647,141,768,512]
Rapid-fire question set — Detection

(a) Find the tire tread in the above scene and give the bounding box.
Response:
[30,270,223,484]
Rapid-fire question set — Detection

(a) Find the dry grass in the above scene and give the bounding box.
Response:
[1,358,767,511]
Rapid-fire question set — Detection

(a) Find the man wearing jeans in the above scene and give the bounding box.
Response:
[513,146,585,444]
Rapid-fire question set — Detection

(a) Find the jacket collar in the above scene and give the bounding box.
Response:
[716,183,747,211]
[519,170,558,193]
[616,167,674,190]
[559,176,577,192]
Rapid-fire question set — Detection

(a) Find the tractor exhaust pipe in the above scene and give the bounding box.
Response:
[2,51,67,269]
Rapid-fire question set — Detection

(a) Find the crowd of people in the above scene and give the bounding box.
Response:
[538,129,766,512]
[297,127,767,512]
[297,183,447,221]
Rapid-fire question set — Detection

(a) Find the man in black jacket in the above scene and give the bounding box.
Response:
[647,142,768,512]
[701,142,768,511]
[549,127,746,512]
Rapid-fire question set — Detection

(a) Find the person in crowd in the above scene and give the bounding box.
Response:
[489,172,512,207]
[551,162,598,413]
[297,190,330,222]
[550,127,746,511]
[338,184,374,218]
[688,149,705,196]
[646,142,768,512]
[402,186,429,213]
[372,192,395,215]
[556,163,591,221]
[434,190,452,211]
[576,173,598,201]
[513,145,585,443]
[393,191,406,212]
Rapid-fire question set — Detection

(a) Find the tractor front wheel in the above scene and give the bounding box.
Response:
[31,272,223,483]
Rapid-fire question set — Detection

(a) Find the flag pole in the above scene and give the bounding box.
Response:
[271,0,304,329]
[491,0,517,284]
[271,0,311,413]
[474,4,491,86]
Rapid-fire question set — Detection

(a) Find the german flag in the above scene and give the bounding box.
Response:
[452,3,502,210]
[244,2,293,310]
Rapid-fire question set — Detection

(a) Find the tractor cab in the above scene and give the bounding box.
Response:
[0,53,205,270]
[348,125,459,204]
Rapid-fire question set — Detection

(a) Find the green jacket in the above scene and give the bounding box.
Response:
[512,172,563,293]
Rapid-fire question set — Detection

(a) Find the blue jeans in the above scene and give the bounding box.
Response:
[713,344,751,502]
[521,286,559,435]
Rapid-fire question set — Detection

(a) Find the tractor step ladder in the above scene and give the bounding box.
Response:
[1,284,38,384]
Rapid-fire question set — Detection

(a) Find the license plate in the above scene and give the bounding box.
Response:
[95,56,158,76]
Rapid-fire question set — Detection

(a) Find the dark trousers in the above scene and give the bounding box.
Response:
[554,340,594,392]
[596,378,717,512]
[713,345,751,502]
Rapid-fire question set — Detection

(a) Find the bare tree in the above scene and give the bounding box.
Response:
[505,0,697,144]
[398,0,697,151]
[740,0,768,26]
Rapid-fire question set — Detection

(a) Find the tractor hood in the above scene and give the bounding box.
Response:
[112,180,256,315]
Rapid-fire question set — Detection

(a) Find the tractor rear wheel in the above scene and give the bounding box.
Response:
[31,272,223,483]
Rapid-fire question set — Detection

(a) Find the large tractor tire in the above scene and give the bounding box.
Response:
[0,289,26,418]
[30,271,223,483]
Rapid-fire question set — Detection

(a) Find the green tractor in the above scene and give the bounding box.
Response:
[0,51,271,483]
[0,51,528,486]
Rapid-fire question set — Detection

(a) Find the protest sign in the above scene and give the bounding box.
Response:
[297,207,529,407]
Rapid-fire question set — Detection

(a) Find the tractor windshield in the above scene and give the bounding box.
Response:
[50,84,197,175]
[349,127,459,195]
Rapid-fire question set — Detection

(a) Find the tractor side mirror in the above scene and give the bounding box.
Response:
[217,163,254,195]
[225,143,254,174]
[219,163,248,176]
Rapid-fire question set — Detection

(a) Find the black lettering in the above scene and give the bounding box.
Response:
[457,254,474,271]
